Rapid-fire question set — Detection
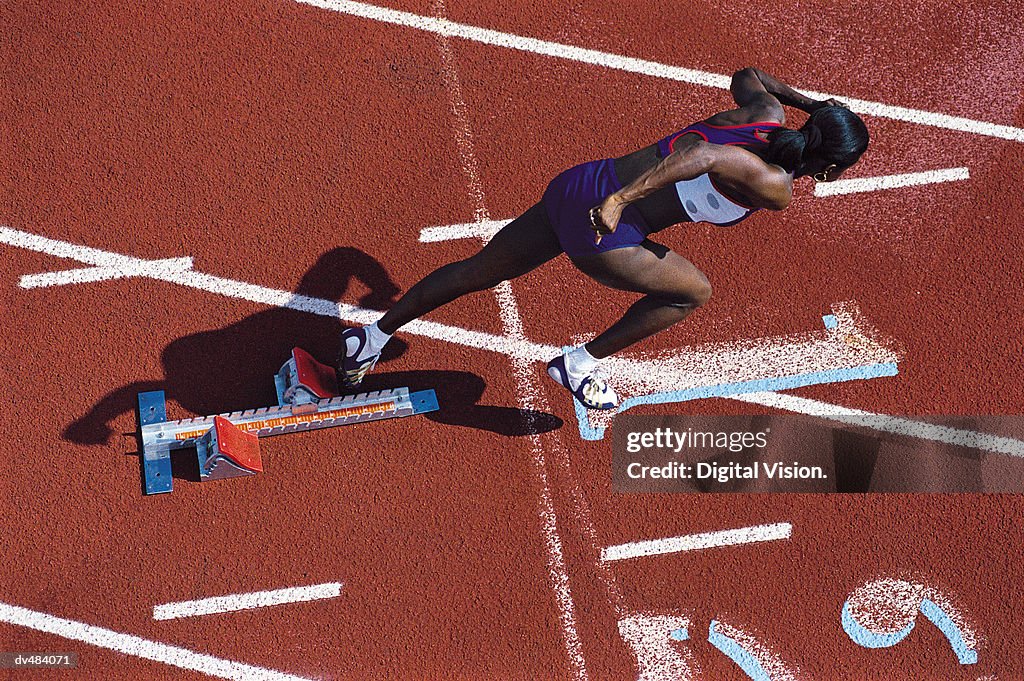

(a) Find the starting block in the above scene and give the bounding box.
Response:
[137,347,439,495]
[197,416,263,480]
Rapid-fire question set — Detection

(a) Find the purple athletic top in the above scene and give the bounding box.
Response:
[656,120,782,157]
[542,120,785,257]
[649,120,782,226]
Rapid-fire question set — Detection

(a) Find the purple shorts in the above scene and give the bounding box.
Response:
[542,158,651,258]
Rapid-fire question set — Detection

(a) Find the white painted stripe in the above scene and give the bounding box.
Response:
[0,227,173,268]
[1,225,551,355]
[429,164,967,238]
[0,601,313,680]
[618,614,697,680]
[419,219,510,242]
[814,167,970,198]
[22,266,144,288]
[20,257,194,289]
[428,4,587,677]
[153,583,342,620]
[796,90,1024,143]
[0,227,193,289]
[424,29,640,659]
[732,391,1024,458]
[296,0,729,87]
[602,522,792,562]
[294,0,1024,143]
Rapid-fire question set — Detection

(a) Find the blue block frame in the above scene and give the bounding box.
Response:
[138,390,173,495]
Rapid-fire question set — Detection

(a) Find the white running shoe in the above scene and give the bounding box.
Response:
[337,327,381,387]
[546,354,619,410]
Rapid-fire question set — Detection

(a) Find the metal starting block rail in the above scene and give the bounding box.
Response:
[137,347,439,495]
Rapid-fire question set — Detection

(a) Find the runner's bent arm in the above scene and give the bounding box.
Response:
[730,67,845,114]
[591,139,790,243]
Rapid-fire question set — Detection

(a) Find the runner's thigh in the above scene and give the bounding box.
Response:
[569,240,711,302]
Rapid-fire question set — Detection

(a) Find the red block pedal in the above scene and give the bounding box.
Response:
[292,347,339,399]
[212,416,263,473]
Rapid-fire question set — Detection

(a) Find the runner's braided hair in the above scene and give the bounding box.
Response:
[767,106,869,173]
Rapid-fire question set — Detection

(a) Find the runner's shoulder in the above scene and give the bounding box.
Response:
[702,101,786,127]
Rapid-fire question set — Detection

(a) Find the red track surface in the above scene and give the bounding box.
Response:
[3,0,1023,678]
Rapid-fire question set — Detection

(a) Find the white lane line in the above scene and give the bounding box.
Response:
[814,167,970,198]
[0,227,142,264]
[153,583,343,621]
[733,391,1024,458]
[0,225,194,290]
[294,0,1024,143]
[0,223,544,357]
[296,0,729,86]
[0,601,312,681]
[428,2,587,675]
[20,257,194,289]
[602,523,792,563]
[418,219,510,242]
[0,227,188,270]
[422,3,656,649]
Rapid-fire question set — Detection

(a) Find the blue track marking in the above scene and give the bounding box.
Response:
[841,596,978,665]
[920,599,979,665]
[669,627,688,641]
[841,599,915,649]
[573,362,899,441]
[707,620,772,680]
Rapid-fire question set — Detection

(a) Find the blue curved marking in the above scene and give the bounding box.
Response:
[841,599,915,649]
[841,597,978,665]
[920,599,978,665]
[574,363,899,441]
[707,620,772,681]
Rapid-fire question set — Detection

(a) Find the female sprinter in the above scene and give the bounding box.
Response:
[337,67,869,410]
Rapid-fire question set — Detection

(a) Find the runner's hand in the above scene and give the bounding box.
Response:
[590,195,625,246]
[816,98,849,110]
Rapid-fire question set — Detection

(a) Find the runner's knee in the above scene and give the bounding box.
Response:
[654,274,712,308]
[692,275,712,306]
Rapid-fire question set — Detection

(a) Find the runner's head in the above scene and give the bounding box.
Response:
[767,106,869,181]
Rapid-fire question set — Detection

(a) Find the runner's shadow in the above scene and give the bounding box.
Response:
[62,247,561,463]
[358,370,562,436]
